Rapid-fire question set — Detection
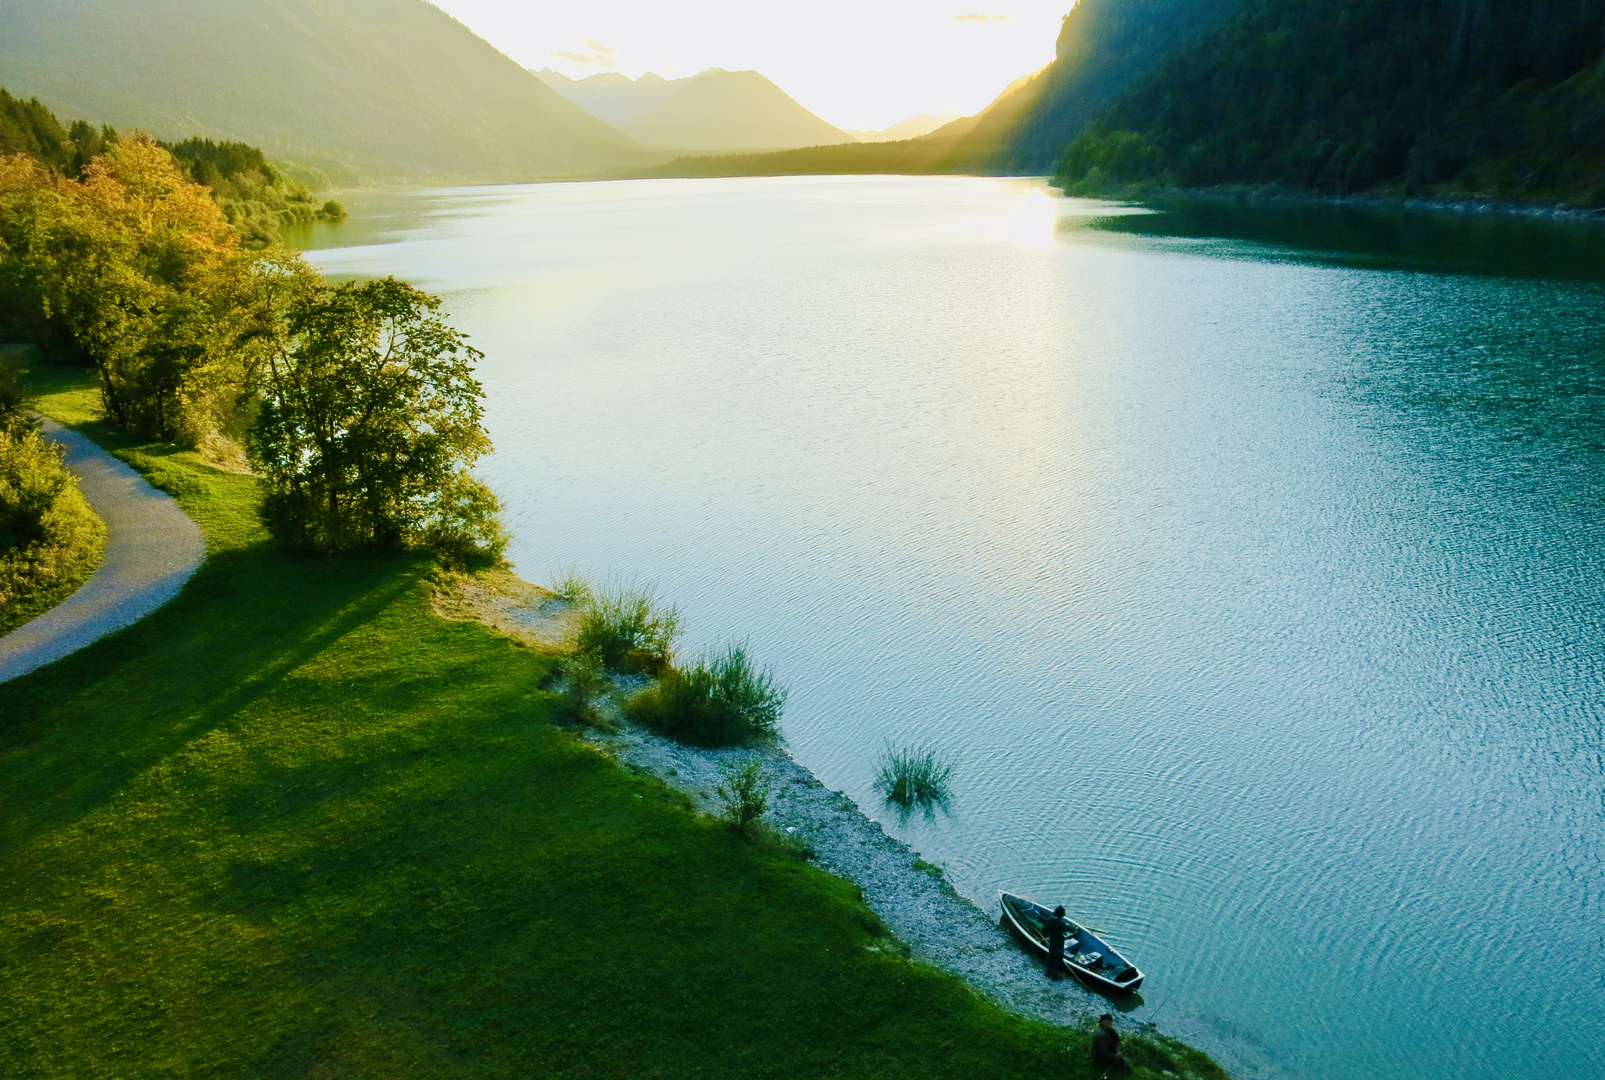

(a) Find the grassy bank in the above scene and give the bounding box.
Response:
[1,368,1224,1079]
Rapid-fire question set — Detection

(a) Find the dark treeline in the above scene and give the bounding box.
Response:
[0,89,342,245]
[0,90,117,177]
[162,136,346,245]
[1056,0,1605,204]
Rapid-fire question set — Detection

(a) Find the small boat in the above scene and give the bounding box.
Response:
[999,891,1145,994]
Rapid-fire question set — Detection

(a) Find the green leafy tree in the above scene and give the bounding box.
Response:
[250,276,506,561]
[0,135,265,442]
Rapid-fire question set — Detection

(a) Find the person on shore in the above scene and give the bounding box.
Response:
[1043,905,1070,977]
[1091,1013,1129,1072]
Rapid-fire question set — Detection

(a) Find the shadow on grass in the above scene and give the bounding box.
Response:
[0,544,426,848]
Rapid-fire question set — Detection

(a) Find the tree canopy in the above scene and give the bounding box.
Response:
[1,123,503,565]
[251,277,505,559]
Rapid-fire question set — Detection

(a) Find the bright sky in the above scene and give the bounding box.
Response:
[427,2,1071,132]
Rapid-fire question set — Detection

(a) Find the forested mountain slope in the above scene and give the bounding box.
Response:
[0,89,340,243]
[1057,0,1605,204]
[539,68,852,153]
[946,0,1243,172]
[0,0,656,185]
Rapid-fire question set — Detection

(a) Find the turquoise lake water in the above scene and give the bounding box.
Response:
[295,177,1605,1080]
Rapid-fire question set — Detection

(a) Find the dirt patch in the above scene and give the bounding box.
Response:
[430,567,578,653]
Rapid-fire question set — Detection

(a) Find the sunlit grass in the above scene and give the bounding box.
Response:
[572,581,680,675]
[548,568,594,607]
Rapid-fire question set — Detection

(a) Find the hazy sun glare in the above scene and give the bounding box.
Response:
[428,1,1070,132]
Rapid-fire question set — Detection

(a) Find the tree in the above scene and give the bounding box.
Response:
[250,276,506,562]
[0,134,261,442]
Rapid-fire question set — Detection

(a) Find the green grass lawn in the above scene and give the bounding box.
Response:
[1,367,1225,1079]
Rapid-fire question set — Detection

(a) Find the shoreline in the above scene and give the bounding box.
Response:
[590,723,1275,1080]
[451,574,1266,1078]
[1054,178,1605,224]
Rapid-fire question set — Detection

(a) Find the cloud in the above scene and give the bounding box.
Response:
[952,13,1013,23]
[550,38,620,67]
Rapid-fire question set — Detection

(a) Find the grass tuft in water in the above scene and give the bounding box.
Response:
[874,743,955,813]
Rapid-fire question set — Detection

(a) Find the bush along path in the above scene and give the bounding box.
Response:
[0,416,203,683]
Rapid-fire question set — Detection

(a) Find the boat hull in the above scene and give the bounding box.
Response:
[999,891,1145,995]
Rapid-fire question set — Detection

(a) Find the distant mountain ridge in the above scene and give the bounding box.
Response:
[536,68,852,153]
[847,115,962,143]
[0,0,659,185]
[637,0,1239,179]
[534,70,679,128]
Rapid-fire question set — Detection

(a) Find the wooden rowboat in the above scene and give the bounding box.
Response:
[999,891,1145,994]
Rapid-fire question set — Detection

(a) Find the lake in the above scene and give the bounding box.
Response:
[293,177,1605,1080]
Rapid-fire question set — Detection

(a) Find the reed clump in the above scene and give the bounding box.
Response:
[874,743,955,812]
[625,645,786,747]
[572,582,680,676]
[549,569,594,608]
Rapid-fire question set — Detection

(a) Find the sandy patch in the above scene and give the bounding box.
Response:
[430,567,579,653]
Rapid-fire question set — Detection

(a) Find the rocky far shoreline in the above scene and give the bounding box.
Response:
[1057,179,1605,224]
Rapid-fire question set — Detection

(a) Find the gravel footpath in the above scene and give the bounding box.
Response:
[0,418,205,683]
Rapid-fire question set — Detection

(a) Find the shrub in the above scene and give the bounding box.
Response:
[874,743,955,812]
[573,584,680,675]
[0,425,106,635]
[415,470,508,570]
[715,762,771,835]
[0,362,28,432]
[552,651,613,730]
[624,645,785,746]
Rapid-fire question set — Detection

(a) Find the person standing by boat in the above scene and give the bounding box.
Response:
[1043,905,1071,977]
[1091,1014,1129,1072]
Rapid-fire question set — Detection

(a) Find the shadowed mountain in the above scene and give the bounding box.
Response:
[1056,0,1605,205]
[953,0,1244,173]
[538,68,852,153]
[637,0,1241,178]
[0,0,659,185]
